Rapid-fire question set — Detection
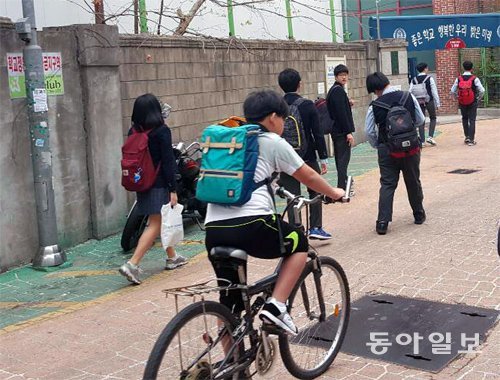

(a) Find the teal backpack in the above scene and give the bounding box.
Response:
[196,124,269,206]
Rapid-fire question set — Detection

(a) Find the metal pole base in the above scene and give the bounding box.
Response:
[32,245,67,268]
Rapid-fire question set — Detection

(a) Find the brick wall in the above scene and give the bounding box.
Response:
[118,36,407,144]
[433,0,482,113]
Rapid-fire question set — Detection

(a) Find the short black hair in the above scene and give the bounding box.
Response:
[278,68,301,93]
[243,90,289,123]
[416,62,428,73]
[463,60,473,71]
[366,72,390,93]
[334,64,349,76]
[131,93,164,130]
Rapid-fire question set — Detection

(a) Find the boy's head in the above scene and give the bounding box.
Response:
[334,64,349,86]
[463,60,473,71]
[278,68,301,93]
[243,90,289,135]
[416,62,428,73]
[366,72,390,96]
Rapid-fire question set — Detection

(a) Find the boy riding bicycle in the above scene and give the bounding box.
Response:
[204,90,345,335]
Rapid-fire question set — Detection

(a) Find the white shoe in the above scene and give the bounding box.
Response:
[426,137,436,146]
[259,299,298,336]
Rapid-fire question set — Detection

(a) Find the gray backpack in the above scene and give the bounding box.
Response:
[410,76,430,104]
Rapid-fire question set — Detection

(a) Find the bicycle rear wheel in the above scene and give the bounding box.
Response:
[144,301,243,380]
[279,256,350,379]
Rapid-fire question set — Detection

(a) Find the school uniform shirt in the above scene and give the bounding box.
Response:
[364,86,425,149]
[205,132,304,224]
[409,73,441,107]
[450,71,485,101]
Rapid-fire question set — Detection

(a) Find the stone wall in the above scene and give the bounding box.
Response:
[0,23,126,271]
[119,36,408,146]
[1,19,407,270]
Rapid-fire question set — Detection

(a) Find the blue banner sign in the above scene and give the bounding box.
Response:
[369,13,500,51]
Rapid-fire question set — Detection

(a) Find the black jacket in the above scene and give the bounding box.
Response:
[326,82,355,136]
[283,93,328,162]
[128,125,177,191]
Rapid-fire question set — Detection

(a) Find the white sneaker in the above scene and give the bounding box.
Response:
[426,137,437,146]
[119,261,142,284]
[166,254,188,270]
[259,299,298,336]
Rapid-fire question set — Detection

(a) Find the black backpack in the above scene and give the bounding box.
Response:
[283,97,308,157]
[315,85,341,135]
[372,92,420,156]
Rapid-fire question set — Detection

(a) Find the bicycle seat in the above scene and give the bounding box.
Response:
[209,247,248,262]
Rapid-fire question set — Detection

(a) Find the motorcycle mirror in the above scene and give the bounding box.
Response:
[176,142,185,152]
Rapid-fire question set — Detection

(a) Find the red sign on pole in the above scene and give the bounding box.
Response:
[445,37,467,49]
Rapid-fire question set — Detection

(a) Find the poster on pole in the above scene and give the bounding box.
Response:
[7,52,64,99]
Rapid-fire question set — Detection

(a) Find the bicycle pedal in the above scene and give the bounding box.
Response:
[261,323,286,336]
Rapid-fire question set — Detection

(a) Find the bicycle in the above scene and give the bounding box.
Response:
[144,177,353,379]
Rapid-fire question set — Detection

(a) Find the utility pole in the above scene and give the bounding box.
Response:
[134,0,138,34]
[16,0,66,267]
[375,0,381,40]
[138,0,148,33]
[227,0,235,37]
[329,0,336,43]
[285,0,294,40]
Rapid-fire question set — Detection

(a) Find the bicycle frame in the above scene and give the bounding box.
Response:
[161,179,352,379]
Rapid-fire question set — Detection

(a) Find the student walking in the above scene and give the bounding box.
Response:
[450,60,485,146]
[277,68,332,240]
[409,62,440,146]
[119,94,187,285]
[326,64,355,190]
[364,72,426,235]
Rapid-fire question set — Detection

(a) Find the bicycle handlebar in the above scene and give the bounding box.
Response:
[276,175,352,208]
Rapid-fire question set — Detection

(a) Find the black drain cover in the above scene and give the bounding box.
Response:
[447,169,481,174]
[339,294,499,372]
[293,294,499,372]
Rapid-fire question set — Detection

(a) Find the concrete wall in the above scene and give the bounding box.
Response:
[0,22,126,271]
[119,36,408,147]
[0,18,407,270]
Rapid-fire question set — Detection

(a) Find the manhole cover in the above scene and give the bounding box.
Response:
[447,169,480,174]
[293,294,499,372]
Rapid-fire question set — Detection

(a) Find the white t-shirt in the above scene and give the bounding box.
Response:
[205,132,305,223]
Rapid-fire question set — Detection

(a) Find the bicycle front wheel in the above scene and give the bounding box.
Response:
[144,301,243,380]
[279,256,350,379]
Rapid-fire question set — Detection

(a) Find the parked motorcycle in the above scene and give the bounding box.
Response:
[120,141,206,252]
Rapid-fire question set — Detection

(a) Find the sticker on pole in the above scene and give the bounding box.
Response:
[33,89,48,113]
[7,52,65,99]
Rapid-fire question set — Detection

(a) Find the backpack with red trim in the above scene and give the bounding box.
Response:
[457,75,476,106]
[121,128,159,192]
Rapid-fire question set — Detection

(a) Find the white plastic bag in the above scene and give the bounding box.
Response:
[161,203,184,249]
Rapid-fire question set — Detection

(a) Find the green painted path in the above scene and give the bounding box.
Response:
[0,141,380,333]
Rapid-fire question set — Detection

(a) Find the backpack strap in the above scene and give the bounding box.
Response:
[399,91,410,106]
[422,75,430,83]
[371,99,391,111]
[254,172,286,255]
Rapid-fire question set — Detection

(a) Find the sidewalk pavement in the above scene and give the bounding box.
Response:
[1,119,499,379]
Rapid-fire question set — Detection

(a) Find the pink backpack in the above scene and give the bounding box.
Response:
[121,128,159,192]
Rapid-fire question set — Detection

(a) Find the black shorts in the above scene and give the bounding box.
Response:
[205,214,308,313]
